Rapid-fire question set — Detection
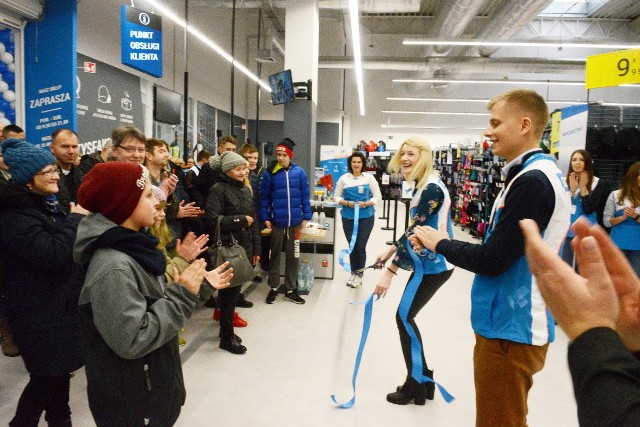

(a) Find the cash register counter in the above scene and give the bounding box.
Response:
[266,202,337,279]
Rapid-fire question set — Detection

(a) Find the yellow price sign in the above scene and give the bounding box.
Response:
[586,48,640,89]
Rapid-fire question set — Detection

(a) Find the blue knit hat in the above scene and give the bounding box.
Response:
[0,138,56,185]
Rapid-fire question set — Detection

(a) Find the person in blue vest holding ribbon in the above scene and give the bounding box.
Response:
[562,149,608,267]
[413,89,571,426]
[334,151,381,288]
[372,137,454,405]
[603,161,640,275]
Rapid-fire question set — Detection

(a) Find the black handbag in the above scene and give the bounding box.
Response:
[208,216,255,287]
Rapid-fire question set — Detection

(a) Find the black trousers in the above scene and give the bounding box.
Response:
[396,269,454,378]
[217,285,241,339]
[10,374,72,427]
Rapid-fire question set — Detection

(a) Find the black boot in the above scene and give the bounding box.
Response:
[387,371,434,406]
[218,332,243,343]
[236,293,254,308]
[219,336,247,354]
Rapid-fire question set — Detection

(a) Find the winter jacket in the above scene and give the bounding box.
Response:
[206,173,260,258]
[191,155,226,208]
[260,160,312,228]
[74,213,212,427]
[0,183,84,376]
[56,164,85,213]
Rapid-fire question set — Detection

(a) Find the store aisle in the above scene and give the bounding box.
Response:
[0,203,578,426]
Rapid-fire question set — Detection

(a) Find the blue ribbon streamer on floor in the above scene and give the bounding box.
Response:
[330,292,379,408]
[401,240,455,403]
[338,204,359,272]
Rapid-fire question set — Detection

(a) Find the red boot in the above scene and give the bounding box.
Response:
[213,309,247,327]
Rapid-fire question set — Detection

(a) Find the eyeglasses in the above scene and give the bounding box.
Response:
[34,169,60,177]
[118,145,146,154]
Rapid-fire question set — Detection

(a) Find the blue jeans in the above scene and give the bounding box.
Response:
[341,215,375,273]
[622,249,640,276]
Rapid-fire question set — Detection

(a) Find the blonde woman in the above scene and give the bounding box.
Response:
[373,137,454,405]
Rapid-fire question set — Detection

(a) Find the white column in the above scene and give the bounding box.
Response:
[284,0,319,103]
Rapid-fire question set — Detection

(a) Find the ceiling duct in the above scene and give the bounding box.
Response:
[429,0,487,55]
[474,0,554,57]
[0,0,43,21]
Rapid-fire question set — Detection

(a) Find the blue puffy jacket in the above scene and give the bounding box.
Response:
[260,160,312,228]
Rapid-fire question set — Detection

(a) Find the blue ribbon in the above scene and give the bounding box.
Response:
[330,292,379,408]
[338,204,360,272]
[400,240,455,403]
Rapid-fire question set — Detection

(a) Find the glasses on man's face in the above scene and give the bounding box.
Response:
[118,145,146,154]
[34,168,60,177]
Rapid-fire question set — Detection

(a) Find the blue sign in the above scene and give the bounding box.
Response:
[24,0,77,147]
[121,5,163,78]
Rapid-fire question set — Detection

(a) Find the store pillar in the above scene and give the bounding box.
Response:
[283,0,319,179]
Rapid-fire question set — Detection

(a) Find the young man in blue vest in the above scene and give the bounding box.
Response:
[413,89,571,426]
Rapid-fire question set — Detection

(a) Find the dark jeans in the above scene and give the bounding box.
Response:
[341,215,375,273]
[260,234,271,271]
[10,374,71,427]
[217,285,241,339]
[396,269,454,377]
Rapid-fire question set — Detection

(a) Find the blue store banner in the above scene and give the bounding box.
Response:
[24,0,77,148]
[121,5,163,78]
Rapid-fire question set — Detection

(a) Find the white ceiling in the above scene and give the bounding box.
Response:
[152,1,640,142]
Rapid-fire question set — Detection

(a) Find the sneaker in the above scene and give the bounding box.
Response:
[351,275,363,288]
[237,293,254,308]
[284,289,305,304]
[266,288,278,304]
[346,273,355,287]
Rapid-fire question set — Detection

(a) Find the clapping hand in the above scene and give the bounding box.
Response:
[204,261,233,290]
[175,232,209,262]
[177,201,204,219]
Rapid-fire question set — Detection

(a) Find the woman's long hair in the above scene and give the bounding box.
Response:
[618,162,640,206]
[149,201,172,253]
[387,137,434,189]
[566,149,594,191]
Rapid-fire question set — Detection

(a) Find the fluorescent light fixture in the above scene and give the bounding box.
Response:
[144,0,271,92]
[387,97,584,105]
[349,0,365,115]
[393,78,585,86]
[382,110,490,116]
[403,39,640,50]
[381,124,486,130]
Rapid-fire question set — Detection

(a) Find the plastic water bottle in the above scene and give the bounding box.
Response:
[311,211,319,223]
[318,211,326,227]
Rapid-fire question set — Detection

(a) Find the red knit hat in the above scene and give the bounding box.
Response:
[78,162,149,225]
[276,137,295,159]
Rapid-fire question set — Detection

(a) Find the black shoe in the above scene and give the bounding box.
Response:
[219,336,247,354]
[218,333,243,344]
[203,296,217,308]
[284,289,305,304]
[386,375,433,406]
[266,289,278,304]
[252,275,263,283]
[236,294,254,308]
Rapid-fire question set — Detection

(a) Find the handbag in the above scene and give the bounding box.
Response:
[208,216,255,287]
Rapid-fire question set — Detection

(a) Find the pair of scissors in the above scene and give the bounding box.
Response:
[353,261,385,274]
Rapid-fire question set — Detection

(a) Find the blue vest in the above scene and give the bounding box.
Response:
[340,184,374,219]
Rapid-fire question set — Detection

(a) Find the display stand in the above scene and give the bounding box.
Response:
[300,202,336,279]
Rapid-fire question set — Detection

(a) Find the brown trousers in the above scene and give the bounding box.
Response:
[474,333,549,427]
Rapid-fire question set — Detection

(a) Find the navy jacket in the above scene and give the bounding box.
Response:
[0,184,84,376]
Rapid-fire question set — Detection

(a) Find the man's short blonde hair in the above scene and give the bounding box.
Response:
[488,89,549,139]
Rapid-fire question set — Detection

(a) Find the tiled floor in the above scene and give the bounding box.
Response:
[0,203,579,426]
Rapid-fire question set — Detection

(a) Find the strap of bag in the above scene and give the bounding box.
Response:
[215,215,238,246]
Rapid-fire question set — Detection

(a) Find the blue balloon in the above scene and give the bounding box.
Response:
[6,109,15,123]
[0,31,10,45]
[0,99,10,112]
[0,63,7,74]
[3,73,14,86]
[6,42,14,53]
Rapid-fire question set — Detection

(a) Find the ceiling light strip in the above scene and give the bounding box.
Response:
[382,110,490,116]
[403,39,640,50]
[392,78,585,86]
[387,97,584,105]
[349,0,365,116]
[145,0,270,92]
[381,124,486,130]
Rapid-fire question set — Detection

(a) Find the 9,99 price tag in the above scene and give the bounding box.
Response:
[586,48,640,89]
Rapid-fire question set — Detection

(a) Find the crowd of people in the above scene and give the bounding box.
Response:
[2,88,640,426]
